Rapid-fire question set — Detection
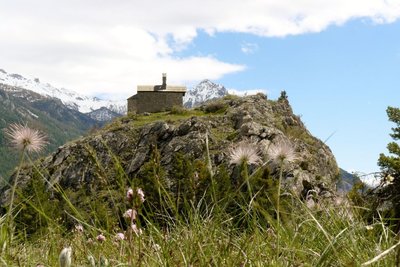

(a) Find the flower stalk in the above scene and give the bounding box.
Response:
[3,123,47,249]
[267,140,297,260]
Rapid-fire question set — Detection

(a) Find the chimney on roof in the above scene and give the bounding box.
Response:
[161,73,167,89]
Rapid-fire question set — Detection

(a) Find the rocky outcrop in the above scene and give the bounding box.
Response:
[0,94,339,206]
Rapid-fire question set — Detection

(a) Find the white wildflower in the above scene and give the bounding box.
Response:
[87,255,96,267]
[131,223,143,236]
[74,224,83,233]
[4,123,47,153]
[96,234,106,242]
[59,247,72,267]
[115,232,125,241]
[126,188,134,201]
[123,209,137,220]
[137,188,145,203]
[100,256,109,266]
[229,141,262,166]
[267,140,297,165]
[365,225,374,231]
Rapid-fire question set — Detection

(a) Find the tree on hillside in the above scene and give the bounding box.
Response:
[378,106,400,226]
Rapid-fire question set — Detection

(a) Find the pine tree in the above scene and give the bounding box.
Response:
[378,106,400,227]
[379,107,400,175]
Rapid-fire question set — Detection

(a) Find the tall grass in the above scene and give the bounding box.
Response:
[1,194,399,266]
[0,125,399,266]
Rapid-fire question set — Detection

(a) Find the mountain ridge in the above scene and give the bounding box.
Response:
[0,83,101,180]
[0,69,230,116]
[184,79,228,108]
[0,68,126,115]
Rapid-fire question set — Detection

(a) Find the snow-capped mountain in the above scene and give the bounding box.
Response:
[0,68,126,115]
[0,82,103,178]
[0,68,235,118]
[184,80,228,108]
[86,107,121,122]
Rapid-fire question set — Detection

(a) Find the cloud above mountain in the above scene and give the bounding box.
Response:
[0,0,399,98]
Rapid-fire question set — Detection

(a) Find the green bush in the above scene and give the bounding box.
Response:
[170,105,189,115]
[203,101,228,113]
[222,94,240,101]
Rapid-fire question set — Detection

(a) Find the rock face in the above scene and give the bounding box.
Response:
[0,94,339,206]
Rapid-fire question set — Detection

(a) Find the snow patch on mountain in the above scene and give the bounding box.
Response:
[86,107,122,122]
[0,68,126,114]
[183,79,268,108]
[183,80,228,108]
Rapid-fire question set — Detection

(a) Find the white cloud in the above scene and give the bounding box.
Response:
[0,0,399,99]
[241,42,259,55]
[228,88,269,96]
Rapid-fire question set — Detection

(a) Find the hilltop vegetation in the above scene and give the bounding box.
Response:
[0,94,339,226]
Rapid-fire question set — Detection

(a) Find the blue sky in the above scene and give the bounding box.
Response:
[1,1,400,177]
